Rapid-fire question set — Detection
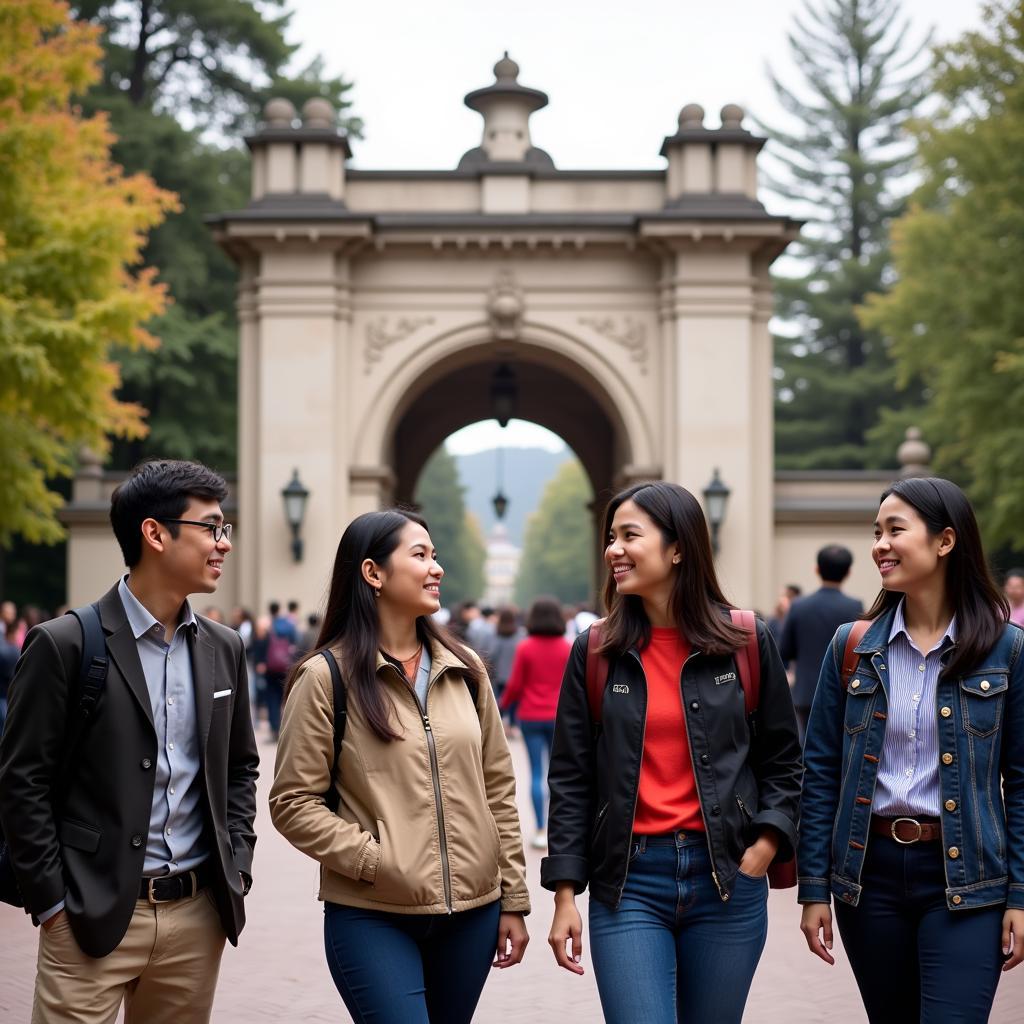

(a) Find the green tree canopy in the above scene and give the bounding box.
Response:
[73,0,361,471]
[515,460,594,606]
[0,0,174,545]
[861,1,1024,550]
[414,447,486,608]
[765,0,928,468]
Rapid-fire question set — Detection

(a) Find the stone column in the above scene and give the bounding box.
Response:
[666,245,772,610]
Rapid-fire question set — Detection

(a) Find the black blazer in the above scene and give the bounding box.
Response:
[0,584,259,958]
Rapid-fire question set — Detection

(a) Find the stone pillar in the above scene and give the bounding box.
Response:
[244,241,352,611]
[666,246,773,610]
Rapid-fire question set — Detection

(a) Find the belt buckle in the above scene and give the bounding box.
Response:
[146,871,197,905]
[890,817,922,845]
[146,877,173,905]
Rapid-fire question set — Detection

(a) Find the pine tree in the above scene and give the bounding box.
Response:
[765,0,928,468]
[861,1,1024,550]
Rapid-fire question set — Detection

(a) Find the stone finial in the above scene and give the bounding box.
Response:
[494,51,520,82]
[263,97,297,128]
[301,97,335,129]
[678,104,705,129]
[898,427,932,478]
[720,103,745,129]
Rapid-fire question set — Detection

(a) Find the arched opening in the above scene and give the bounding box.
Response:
[411,421,596,610]
[386,344,631,511]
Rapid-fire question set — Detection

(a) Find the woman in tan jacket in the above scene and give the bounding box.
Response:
[270,509,530,1024]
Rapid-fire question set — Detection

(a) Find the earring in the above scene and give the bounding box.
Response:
[373,586,381,598]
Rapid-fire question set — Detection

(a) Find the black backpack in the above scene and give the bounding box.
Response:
[0,604,109,908]
[318,649,478,814]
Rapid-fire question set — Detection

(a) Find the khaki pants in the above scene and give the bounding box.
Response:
[32,890,226,1024]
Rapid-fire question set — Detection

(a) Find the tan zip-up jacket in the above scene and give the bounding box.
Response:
[269,640,530,916]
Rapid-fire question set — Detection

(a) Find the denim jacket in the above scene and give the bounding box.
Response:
[798,607,1024,912]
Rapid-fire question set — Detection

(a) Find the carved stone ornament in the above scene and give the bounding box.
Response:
[579,316,649,373]
[364,316,434,373]
[487,271,524,342]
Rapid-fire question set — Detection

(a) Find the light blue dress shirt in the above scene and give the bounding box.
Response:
[872,600,956,818]
[117,577,208,876]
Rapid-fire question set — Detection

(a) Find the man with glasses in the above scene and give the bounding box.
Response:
[0,459,258,1023]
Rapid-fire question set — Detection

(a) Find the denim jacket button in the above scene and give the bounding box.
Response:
[952,895,963,905]
[945,799,956,812]
[948,846,960,859]
[942,752,954,765]
[940,706,952,718]
[980,680,991,691]
[850,679,860,689]
[711,804,721,816]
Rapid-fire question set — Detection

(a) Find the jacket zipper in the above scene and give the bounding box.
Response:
[678,649,726,900]
[618,650,648,903]
[417,684,454,914]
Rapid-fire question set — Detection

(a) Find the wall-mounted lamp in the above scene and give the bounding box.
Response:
[281,468,309,562]
[489,363,518,428]
[703,467,730,556]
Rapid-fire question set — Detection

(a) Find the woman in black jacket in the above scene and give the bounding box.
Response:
[542,482,801,1024]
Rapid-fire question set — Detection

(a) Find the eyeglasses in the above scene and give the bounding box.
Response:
[156,519,233,543]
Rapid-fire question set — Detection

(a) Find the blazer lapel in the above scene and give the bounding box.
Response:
[97,584,155,730]
[189,623,215,756]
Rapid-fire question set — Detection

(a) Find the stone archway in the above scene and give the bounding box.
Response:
[210,55,798,613]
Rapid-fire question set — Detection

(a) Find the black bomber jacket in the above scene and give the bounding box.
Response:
[540,615,802,908]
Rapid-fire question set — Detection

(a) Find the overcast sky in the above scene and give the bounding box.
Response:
[285,0,986,453]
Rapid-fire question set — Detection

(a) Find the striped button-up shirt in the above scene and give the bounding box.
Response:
[872,600,956,818]
[118,577,208,876]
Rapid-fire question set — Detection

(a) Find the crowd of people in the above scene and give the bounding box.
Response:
[1,458,1023,1024]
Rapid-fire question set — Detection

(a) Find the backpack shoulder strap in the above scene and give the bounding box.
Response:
[729,609,760,716]
[464,678,479,706]
[840,619,872,690]
[68,602,108,718]
[320,650,346,813]
[585,619,609,724]
[320,649,347,753]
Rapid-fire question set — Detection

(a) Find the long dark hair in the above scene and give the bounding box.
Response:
[285,508,483,741]
[600,482,748,656]
[865,477,1008,679]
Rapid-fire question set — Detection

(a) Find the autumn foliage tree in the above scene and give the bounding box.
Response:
[0,0,175,544]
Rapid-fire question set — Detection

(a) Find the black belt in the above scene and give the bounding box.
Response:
[139,860,214,904]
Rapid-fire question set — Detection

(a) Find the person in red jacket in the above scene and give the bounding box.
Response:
[502,597,571,850]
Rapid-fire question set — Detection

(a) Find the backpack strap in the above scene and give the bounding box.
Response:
[729,609,760,716]
[68,603,108,719]
[840,619,872,690]
[585,618,609,724]
[320,650,347,814]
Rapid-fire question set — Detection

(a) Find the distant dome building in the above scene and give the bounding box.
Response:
[484,523,521,607]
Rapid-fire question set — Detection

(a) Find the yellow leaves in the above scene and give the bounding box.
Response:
[0,0,173,545]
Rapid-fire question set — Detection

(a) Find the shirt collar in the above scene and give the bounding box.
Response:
[888,597,957,652]
[118,575,197,642]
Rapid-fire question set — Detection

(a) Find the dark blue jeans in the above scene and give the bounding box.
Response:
[834,834,1005,1023]
[589,832,768,1024]
[519,719,555,829]
[323,899,500,1023]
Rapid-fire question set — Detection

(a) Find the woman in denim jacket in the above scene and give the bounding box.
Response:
[799,477,1024,1022]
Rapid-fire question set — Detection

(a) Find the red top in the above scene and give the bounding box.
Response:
[500,635,571,722]
[633,627,704,834]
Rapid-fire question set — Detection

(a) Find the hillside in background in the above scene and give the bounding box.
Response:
[451,447,573,546]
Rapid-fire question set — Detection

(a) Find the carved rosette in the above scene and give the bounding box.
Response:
[363,316,435,374]
[579,316,649,373]
[487,271,524,341]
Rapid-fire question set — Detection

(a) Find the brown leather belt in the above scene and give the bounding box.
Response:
[870,815,941,844]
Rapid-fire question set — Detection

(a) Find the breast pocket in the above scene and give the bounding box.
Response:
[960,673,1007,738]
[844,673,880,734]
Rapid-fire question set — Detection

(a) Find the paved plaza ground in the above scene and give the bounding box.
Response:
[3,732,1023,1022]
